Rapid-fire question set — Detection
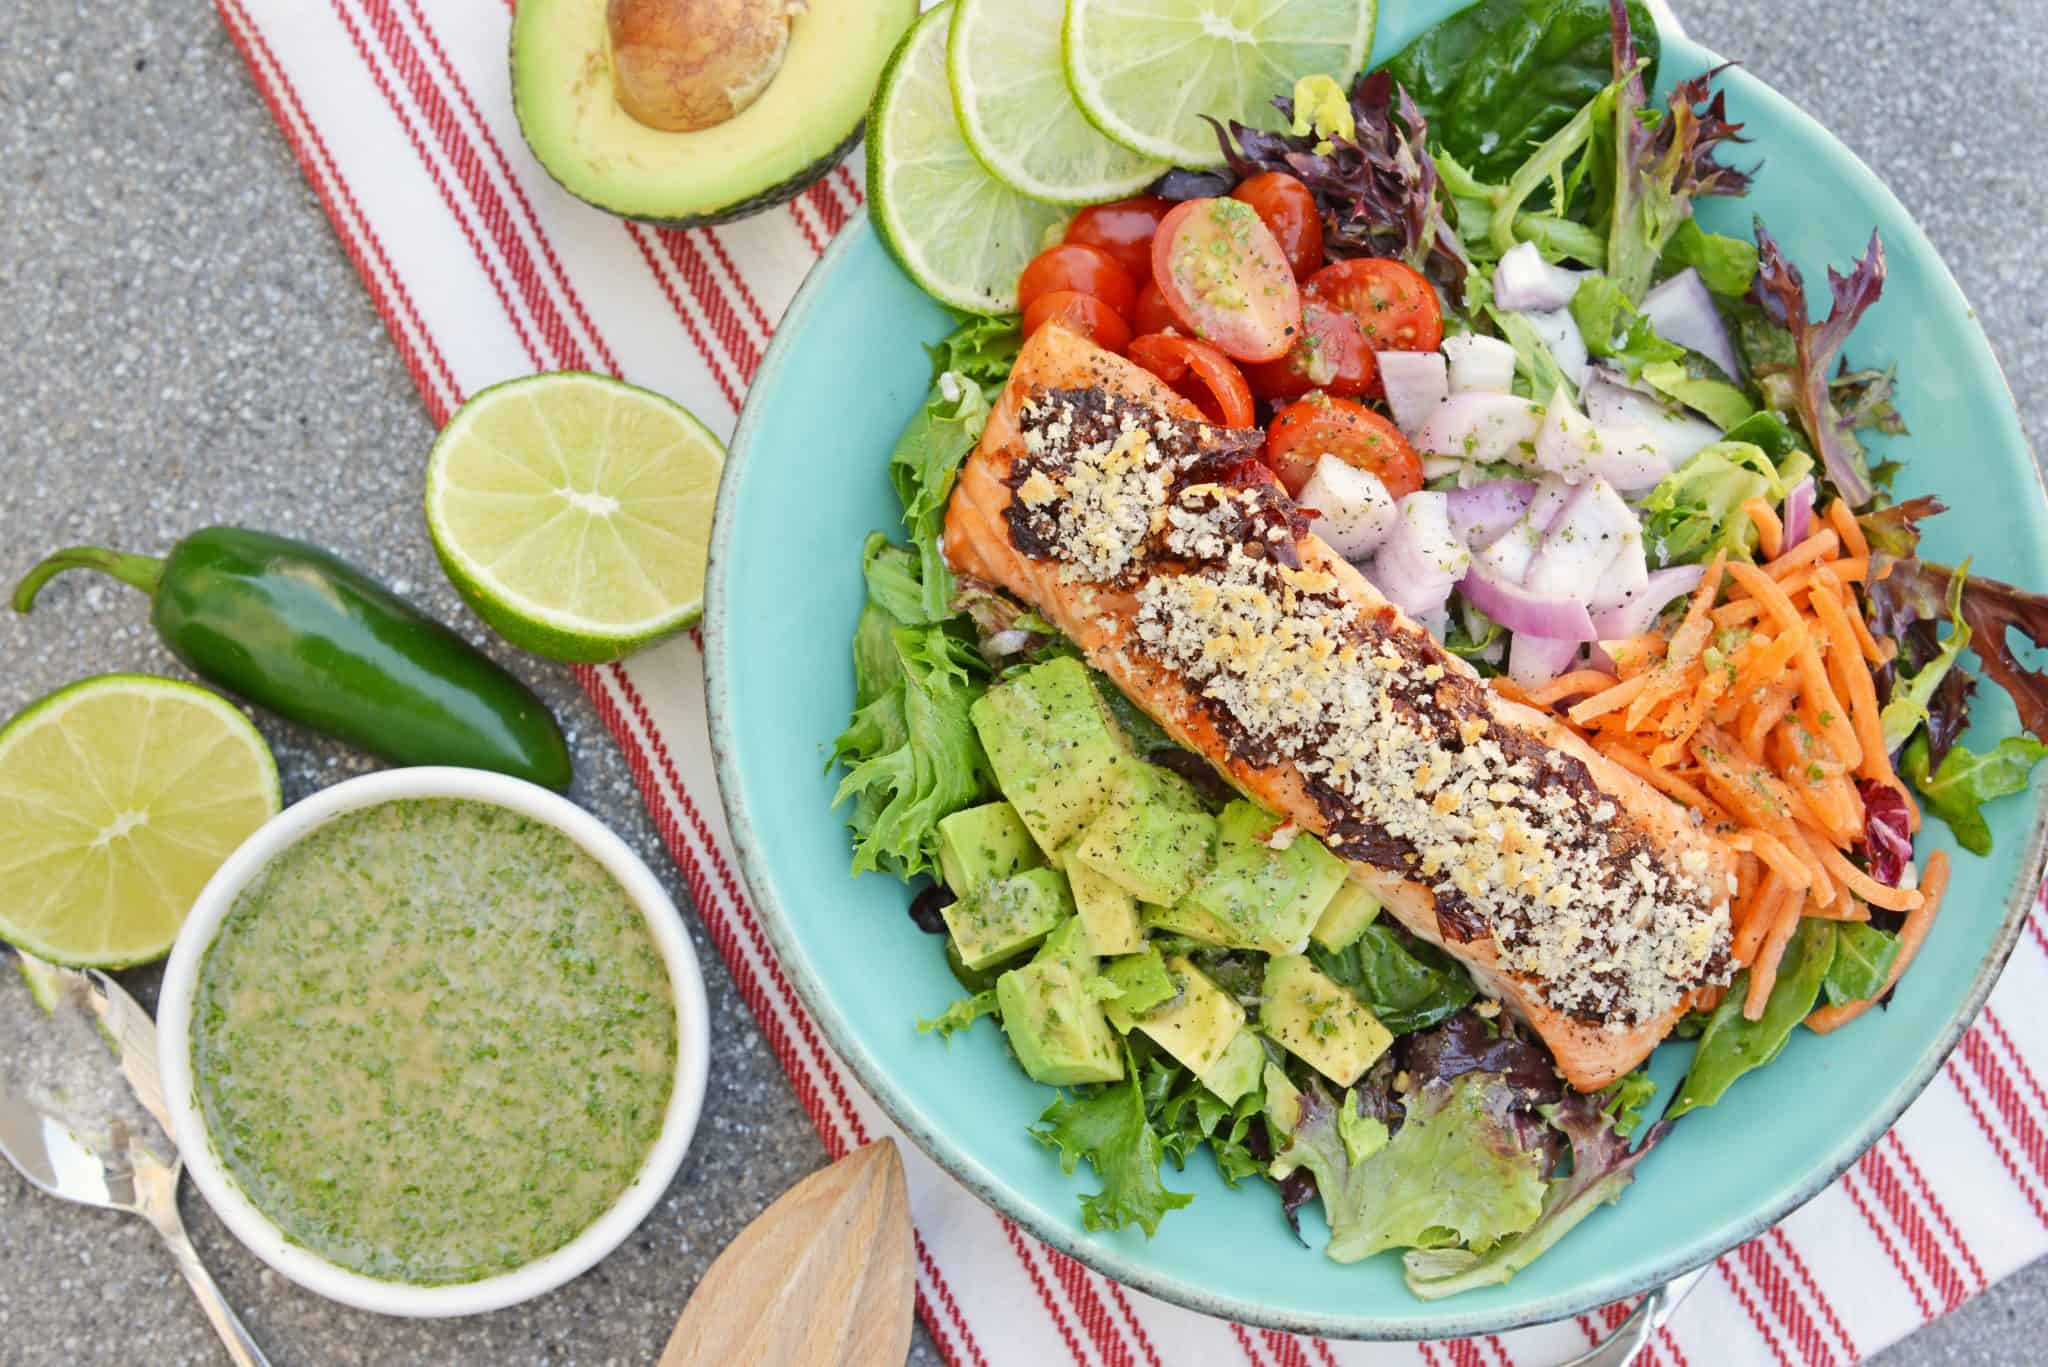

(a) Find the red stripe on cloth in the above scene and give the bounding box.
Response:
[1229,1323,1271,1366]
[649,228,764,381]
[1415,1341,1449,1367]
[1258,1328,1309,1367]
[1735,1239,1837,1367]
[996,1220,1089,1367]
[918,1237,991,1367]
[1308,1337,1342,1367]
[1483,1332,1517,1367]
[1839,1168,1936,1320]
[1717,1261,1795,1367]
[1100,1283,1164,1367]
[325,0,547,371]
[1889,1136,1988,1290]
[1770,1229,1858,1361]
[1985,1008,2048,1115]
[620,227,744,412]
[703,227,777,337]
[1044,1247,1139,1367]
[394,0,623,375]
[1944,1055,2048,1229]
[1960,1028,2048,1193]
[1658,1326,1690,1367]
[213,0,461,420]
[788,195,828,255]
[806,177,852,237]
[358,0,597,372]
[836,162,866,206]
[1858,1144,1968,1310]
[1575,1314,1602,1346]
[1442,1338,1489,1367]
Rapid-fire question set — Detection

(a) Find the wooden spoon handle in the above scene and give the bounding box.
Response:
[660,1139,915,1367]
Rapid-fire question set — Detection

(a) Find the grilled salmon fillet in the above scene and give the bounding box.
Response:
[943,325,1734,1091]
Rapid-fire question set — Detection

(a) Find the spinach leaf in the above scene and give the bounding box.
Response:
[1311,923,1477,1034]
[1384,0,1660,185]
[1904,732,2048,856]
[1823,923,1902,1009]
[1666,919,1836,1118]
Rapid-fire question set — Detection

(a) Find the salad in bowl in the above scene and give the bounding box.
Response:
[819,0,2048,1304]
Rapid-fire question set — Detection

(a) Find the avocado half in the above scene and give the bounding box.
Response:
[511,0,917,228]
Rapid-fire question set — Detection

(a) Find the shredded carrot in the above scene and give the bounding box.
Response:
[1732,872,1789,965]
[1603,633,1668,677]
[1739,679,1799,762]
[1808,852,1949,1033]
[1826,499,1870,561]
[1597,738,1731,822]
[1767,530,1841,578]
[1525,670,1620,707]
[1724,827,1813,894]
[1803,897,1871,922]
[1568,671,1653,726]
[1811,567,1896,789]
[1814,839,1924,912]
[1743,497,1785,560]
[1745,892,1804,1019]
[1487,676,1532,705]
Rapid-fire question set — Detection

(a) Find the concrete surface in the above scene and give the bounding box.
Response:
[0,0,2041,1363]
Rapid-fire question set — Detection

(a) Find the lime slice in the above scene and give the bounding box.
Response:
[949,0,1167,206]
[1064,0,1377,169]
[869,2,1069,314]
[424,371,724,664]
[0,675,281,969]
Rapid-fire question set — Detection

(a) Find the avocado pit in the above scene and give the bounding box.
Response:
[607,0,804,132]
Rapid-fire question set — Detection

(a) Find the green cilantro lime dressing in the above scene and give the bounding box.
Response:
[190,798,676,1285]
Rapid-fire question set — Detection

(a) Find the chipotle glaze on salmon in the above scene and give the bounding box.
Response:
[944,325,1736,1090]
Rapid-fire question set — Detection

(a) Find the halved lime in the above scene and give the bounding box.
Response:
[869,2,1069,314]
[1064,0,1377,169]
[424,371,723,664]
[0,675,281,969]
[949,0,1167,206]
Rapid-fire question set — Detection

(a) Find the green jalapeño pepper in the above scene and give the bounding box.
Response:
[13,529,573,789]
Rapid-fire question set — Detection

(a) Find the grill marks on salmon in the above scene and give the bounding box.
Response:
[943,326,1734,1090]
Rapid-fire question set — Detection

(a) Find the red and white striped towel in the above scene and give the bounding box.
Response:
[214,2,2048,1362]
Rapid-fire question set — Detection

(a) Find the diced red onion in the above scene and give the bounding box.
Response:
[1515,307,1589,388]
[1369,491,1467,618]
[1298,455,1398,559]
[1783,476,1816,547]
[1444,334,1519,394]
[1526,479,1639,602]
[1458,566,1596,641]
[1581,370,1721,487]
[1642,268,1742,380]
[1526,475,1577,533]
[1378,351,1450,437]
[1492,242,1586,313]
[1508,632,1586,688]
[1534,386,1604,483]
[1415,393,1545,467]
[1587,529,1650,613]
[1445,478,1536,547]
[1588,564,1708,639]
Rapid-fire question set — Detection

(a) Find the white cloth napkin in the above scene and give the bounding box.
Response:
[213,2,2048,1361]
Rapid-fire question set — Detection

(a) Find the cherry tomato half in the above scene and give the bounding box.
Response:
[1017,243,1138,323]
[1305,257,1444,353]
[1133,279,1177,335]
[1230,172,1323,280]
[1023,290,1133,354]
[1264,396,1424,501]
[1127,334,1256,427]
[1241,301,1377,401]
[1151,198,1303,363]
[1063,196,1172,283]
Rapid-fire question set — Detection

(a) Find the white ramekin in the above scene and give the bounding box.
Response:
[156,766,710,1318]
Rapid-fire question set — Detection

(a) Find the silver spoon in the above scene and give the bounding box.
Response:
[2,962,271,1367]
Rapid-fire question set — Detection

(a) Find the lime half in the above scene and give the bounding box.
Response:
[425,372,724,664]
[869,2,1069,314]
[949,0,1167,206]
[1064,0,1377,168]
[0,675,281,968]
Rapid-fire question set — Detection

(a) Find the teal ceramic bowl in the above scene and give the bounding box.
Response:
[706,4,2048,1339]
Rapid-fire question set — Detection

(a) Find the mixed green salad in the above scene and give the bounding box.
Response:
[835,0,2048,1299]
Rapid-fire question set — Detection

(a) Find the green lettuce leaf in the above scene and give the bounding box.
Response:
[887,372,993,623]
[1596,1068,1658,1138]
[1033,1050,1195,1236]
[831,536,994,880]
[1640,359,1755,429]
[1310,922,1478,1034]
[1667,919,1836,1118]
[1272,1073,1547,1264]
[927,314,1022,395]
[1658,218,1759,297]
[918,990,1001,1039]
[1150,1053,1269,1186]
[1822,923,1902,1009]
[1641,440,1804,566]
[1904,733,2048,857]
[1880,563,1971,753]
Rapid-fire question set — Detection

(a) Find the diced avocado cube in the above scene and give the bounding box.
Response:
[1198,1030,1266,1105]
[1099,946,1175,1019]
[937,801,1042,900]
[1309,879,1381,953]
[1031,913,1095,969]
[1067,857,1142,955]
[942,866,1073,971]
[1071,767,1218,905]
[970,657,1129,860]
[1259,953,1392,1087]
[997,957,1124,1086]
[1180,801,1346,955]
[1262,1061,1303,1142]
[1107,955,1243,1076]
[1138,900,1234,946]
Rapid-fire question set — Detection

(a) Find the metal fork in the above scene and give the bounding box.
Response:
[1,964,271,1367]
[1554,1265,1711,1367]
